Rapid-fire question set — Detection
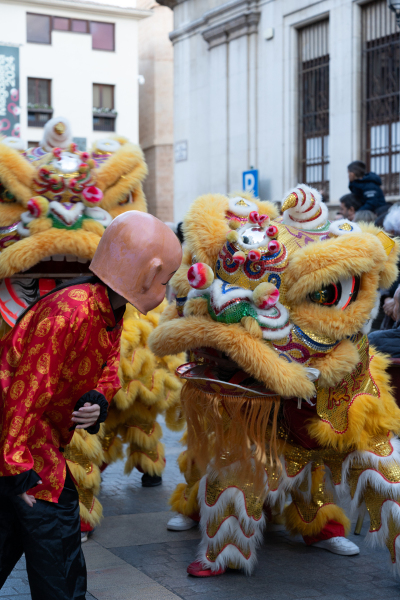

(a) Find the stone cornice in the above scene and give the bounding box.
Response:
[168,0,260,45]
[202,10,260,48]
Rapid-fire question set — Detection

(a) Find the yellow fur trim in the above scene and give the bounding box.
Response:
[28,218,52,235]
[284,501,350,537]
[182,194,231,266]
[159,303,179,325]
[0,228,100,278]
[358,223,400,289]
[183,297,210,318]
[241,316,263,339]
[0,203,24,226]
[69,429,105,464]
[149,317,315,399]
[82,219,105,236]
[307,350,400,450]
[312,339,360,388]
[170,247,192,298]
[79,495,103,528]
[177,449,188,473]
[102,301,183,470]
[0,142,35,205]
[169,481,200,517]
[96,143,148,210]
[165,401,186,431]
[66,460,101,495]
[102,430,124,465]
[121,420,163,450]
[124,441,165,476]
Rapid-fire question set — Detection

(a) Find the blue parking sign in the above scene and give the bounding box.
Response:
[242,169,258,198]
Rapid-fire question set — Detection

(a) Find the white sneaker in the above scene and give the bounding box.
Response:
[167,514,197,531]
[312,536,360,556]
[81,532,88,543]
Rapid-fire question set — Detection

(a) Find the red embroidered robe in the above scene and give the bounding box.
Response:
[0,282,122,502]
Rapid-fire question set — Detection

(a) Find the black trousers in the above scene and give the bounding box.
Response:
[0,470,87,600]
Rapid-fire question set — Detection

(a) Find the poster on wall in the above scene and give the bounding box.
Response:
[0,45,20,138]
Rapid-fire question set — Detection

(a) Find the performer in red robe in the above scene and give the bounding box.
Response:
[0,212,182,600]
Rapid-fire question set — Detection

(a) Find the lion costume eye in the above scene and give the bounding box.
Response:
[309,275,360,310]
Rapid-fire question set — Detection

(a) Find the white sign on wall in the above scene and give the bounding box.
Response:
[175,140,188,163]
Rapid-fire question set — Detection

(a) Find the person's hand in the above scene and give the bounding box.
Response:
[18,479,42,507]
[383,297,395,317]
[71,402,101,429]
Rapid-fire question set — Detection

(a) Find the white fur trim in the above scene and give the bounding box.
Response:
[364,499,400,576]
[282,185,329,231]
[17,211,34,237]
[329,219,362,237]
[94,138,121,154]
[257,302,291,340]
[336,438,400,509]
[266,457,312,512]
[49,201,84,226]
[262,321,292,341]
[228,196,258,217]
[197,473,266,574]
[40,116,72,151]
[188,278,253,309]
[2,137,27,151]
[85,206,113,227]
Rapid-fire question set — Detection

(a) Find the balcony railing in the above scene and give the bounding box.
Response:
[27,108,53,128]
[93,112,116,132]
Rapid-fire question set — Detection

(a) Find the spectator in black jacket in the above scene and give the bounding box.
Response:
[368,204,400,355]
[348,160,389,214]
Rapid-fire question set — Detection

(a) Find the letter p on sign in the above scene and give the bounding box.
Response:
[242,169,258,198]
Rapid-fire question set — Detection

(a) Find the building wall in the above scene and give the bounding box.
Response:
[165,0,385,221]
[138,0,174,220]
[0,0,149,146]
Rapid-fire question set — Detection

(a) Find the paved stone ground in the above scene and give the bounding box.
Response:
[4,419,400,599]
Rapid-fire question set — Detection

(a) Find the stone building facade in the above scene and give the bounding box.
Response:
[138,0,174,221]
[158,0,399,221]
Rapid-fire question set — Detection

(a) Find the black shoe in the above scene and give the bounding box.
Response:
[141,473,162,487]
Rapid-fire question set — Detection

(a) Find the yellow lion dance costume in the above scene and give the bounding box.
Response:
[0,118,183,536]
[149,188,400,577]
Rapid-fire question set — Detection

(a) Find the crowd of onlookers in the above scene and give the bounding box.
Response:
[337,160,400,358]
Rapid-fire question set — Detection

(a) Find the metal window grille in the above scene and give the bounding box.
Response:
[299,20,330,201]
[362,0,400,197]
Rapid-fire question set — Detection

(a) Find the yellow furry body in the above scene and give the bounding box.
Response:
[149,191,400,572]
[104,303,185,478]
[308,349,400,451]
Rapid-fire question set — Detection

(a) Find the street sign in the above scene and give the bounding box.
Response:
[243,169,258,198]
[175,140,188,162]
